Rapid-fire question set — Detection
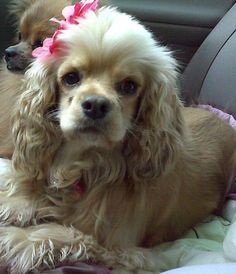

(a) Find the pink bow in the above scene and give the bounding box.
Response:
[32,0,99,58]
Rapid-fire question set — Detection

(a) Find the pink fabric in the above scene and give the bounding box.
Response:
[228,193,236,200]
[198,104,236,130]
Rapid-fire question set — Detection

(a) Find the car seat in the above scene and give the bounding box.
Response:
[180,3,236,116]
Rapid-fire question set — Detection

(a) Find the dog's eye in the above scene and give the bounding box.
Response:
[62,72,81,86]
[18,32,21,41]
[32,40,43,50]
[116,79,138,95]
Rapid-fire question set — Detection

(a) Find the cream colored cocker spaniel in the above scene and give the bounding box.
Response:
[0,5,235,274]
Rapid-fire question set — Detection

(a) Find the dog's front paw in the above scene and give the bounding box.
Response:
[0,225,76,273]
[0,226,34,273]
[98,248,156,273]
[116,248,156,271]
[0,224,110,274]
[0,194,36,226]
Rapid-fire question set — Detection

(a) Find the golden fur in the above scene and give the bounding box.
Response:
[0,6,235,273]
[0,0,71,158]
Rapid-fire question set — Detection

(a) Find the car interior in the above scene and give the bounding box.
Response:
[110,0,236,113]
[2,0,236,111]
[1,0,236,273]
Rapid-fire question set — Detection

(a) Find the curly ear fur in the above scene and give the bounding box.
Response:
[125,49,185,182]
[0,65,24,159]
[11,60,62,181]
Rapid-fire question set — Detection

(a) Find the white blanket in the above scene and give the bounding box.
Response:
[0,158,236,273]
[116,203,236,274]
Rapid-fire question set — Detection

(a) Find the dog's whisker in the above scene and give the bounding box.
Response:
[126,127,139,141]
[46,109,60,121]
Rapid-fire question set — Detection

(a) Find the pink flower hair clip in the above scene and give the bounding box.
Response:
[32,0,99,58]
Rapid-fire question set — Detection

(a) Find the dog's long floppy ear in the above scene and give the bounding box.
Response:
[12,59,62,180]
[125,47,185,182]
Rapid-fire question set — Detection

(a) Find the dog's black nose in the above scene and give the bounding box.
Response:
[4,47,17,62]
[82,96,111,120]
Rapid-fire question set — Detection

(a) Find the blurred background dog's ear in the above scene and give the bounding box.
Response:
[72,0,109,8]
[8,0,37,20]
[98,0,110,7]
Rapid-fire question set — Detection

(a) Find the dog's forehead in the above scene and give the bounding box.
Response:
[58,7,156,66]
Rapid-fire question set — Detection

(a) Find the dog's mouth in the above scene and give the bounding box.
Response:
[5,57,30,73]
[6,63,26,73]
[78,126,101,134]
[67,125,107,148]
[75,122,106,136]
[4,53,31,73]
[60,112,122,147]
[64,118,110,142]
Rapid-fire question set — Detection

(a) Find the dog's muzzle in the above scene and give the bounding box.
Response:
[4,44,31,73]
[70,95,112,136]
